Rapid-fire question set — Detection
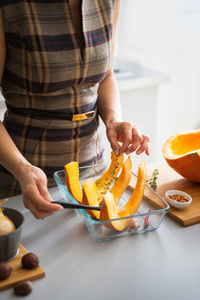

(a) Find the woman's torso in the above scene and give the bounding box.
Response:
[0,0,117,196]
[1,0,116,106]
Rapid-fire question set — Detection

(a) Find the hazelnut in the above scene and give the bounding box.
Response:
[21,253,39,269]
[0,263,12,280]
[14,280,33,296]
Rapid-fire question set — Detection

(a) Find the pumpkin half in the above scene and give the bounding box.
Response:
[162,129,200,183]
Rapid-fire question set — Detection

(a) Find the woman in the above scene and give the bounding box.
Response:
[0,0,150,219]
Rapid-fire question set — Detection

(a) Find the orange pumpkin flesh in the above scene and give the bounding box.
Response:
[124,160,147,215]
[82,178,100,220]
[64,162,83,203]
[100,192,130,231]
[99,160,147,231]
[64,152,147,232]
[109,156,132,205]
[81,181,130,221]
[162,129,200,182]
[95,151,124,201]
[116,206,131,218]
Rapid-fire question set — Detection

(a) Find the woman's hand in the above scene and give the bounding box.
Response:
[18,164,63,219]
[106,121,150,157]
[0,122,63,219]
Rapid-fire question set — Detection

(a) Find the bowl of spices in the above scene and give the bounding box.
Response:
[165,190,192,209]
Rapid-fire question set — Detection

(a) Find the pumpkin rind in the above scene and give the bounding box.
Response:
[162,129,200,182]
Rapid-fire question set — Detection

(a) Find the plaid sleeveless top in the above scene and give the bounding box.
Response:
[0,0,117,197]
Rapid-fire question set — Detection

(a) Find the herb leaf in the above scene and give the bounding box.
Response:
[146,169,159,192]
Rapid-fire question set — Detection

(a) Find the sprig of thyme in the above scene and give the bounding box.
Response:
[146,168,159,192]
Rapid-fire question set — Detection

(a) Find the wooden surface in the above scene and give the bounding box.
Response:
[129,163,200,227]
[0,244,45,291]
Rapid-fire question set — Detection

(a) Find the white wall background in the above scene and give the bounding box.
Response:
[116,0,200,161]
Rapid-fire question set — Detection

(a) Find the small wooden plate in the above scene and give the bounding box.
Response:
[0,244,45,291]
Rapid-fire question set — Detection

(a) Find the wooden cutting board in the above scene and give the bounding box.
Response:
[0,244,45,291]
[129,163,200,227]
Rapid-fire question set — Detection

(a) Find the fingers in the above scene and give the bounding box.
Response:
[22,173,63,219]
[126,132,150,156]
[118,124,142,155]
[19,165,63,219]
[107,128,120,156]
[23,185,63,219]
[136,134,151,156]
[107,121,150,157]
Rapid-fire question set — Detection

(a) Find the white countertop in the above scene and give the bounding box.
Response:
[1,186,200,300]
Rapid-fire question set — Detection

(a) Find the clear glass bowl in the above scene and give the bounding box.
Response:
[53,163,169,241]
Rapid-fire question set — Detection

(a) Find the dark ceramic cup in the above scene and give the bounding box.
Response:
[0,208,24,262]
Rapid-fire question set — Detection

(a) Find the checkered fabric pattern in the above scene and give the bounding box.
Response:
[0,0,116,197]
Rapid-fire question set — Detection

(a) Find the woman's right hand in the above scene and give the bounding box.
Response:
[0,122,62,219]
[18,164,63,219]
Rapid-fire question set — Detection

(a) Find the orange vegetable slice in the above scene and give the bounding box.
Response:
[82,178,100,220]
[116,206,131,218]
[124,160,147,215]
[95,151,124,201]
[64,162,83,203]
[100,192,130,231]
[109,156,132,204]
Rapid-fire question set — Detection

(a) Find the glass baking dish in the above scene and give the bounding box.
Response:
[53,163,169,241]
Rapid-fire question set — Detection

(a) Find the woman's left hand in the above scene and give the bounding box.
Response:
[106,121,150,157]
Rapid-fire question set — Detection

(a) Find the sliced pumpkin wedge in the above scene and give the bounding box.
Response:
[64,162,83,203]
[124,160,147,215]
[100,192,130,231]
[116,206,131,218]
[82,178,100,220]
[110,156,132,205]
[95,151,124,201]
